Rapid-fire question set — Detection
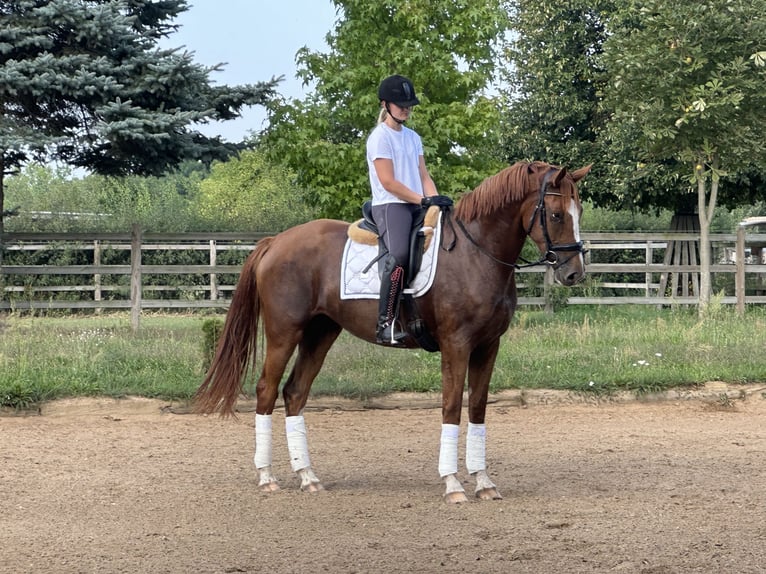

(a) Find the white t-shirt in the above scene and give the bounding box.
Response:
[366,122,424,206]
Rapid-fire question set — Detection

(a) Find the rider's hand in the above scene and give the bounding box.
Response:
[421,195,453,208]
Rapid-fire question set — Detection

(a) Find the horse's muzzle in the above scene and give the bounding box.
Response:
[552,248,586,286]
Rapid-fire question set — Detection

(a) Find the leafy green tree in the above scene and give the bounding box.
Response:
[262,0,510,221]
[502,0,766,217]
[0,0,278,232]
[4,163,205,232]
[93,171,204,232]
[2,163,102,231]
[194,150,315,232]
[502,0,615,201]
[601,0,766,308]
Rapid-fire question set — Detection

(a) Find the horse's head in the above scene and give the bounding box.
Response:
[523,163,590,286]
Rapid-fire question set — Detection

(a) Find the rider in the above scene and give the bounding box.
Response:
[366,74,452,346]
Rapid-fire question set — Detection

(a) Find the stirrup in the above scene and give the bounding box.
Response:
[376,322,406,347]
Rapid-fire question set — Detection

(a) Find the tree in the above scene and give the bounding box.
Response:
[502,0,616,201]
[194,150,315,232]
[262,0,510,221]
[0,0,279,233]
[601,0,766,308]
[2,163,105,232]
[4,162,206,232]
[502,0,766,217]
[501,0,692,213]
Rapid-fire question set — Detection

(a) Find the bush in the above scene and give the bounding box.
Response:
[201,318,225,371]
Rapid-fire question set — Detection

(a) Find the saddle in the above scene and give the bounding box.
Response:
[348,202,440,284]
[347,202,442,353]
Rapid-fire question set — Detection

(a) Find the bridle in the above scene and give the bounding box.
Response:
[452,168,587,270]
[524,168,587,266]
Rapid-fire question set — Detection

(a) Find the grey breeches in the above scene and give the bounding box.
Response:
[371,202,420,269]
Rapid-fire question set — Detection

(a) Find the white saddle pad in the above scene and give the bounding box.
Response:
[340,213,442,300]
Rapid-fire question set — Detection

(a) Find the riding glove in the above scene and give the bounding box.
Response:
[421,195,453,208]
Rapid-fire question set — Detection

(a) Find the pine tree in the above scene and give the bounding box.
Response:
[0,0,278,231]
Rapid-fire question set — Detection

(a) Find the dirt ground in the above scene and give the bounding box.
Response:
[2,385,766,574]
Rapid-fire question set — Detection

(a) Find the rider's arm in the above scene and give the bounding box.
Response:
[373,158,425,205]
[418,156,437,198]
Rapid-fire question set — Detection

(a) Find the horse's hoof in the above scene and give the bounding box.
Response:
[258,481,280,493]
[302,482,325,494]
[476,487,503,501]
[444,491,469,504]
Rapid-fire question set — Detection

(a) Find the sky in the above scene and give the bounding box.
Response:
[166,1,339,142]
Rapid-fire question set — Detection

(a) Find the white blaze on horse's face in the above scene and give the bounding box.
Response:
[568,197,584,264]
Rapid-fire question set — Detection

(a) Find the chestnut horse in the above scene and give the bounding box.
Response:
[195,161,590,503]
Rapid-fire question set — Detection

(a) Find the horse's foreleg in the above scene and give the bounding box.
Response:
[439,424,467,503]
[467,423,502,500]
[467,340,503,501]
[439,346,470,504]
[439,425,502,502]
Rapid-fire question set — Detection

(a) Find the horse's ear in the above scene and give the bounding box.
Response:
[553,168,567,186]
[571,164,593,182]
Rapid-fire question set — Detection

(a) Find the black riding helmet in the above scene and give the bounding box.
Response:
[378,75,420,107]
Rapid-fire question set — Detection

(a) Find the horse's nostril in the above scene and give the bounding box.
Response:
[559,270,584,286]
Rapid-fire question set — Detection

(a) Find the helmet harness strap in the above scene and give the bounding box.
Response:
[384,102,407,125]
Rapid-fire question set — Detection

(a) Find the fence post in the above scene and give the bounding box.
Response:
[93,239,102,313]
[736,224,745,316]
[544,266,554,313]
[209,239,218,301]
[645,241,653,297]
[130,224,142,331]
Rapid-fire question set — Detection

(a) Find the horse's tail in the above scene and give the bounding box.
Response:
[194,237,274,417]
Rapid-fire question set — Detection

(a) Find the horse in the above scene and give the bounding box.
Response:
[194,160,590,504]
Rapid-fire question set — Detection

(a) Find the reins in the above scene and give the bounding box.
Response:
[446,167,586,270]
[451,216,551,270]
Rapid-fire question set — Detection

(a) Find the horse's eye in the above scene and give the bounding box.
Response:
[551,212,563,223]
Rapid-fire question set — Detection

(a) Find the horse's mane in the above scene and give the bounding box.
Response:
[455,161,574,222]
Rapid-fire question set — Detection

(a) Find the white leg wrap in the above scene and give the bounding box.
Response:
[254,414,273,469]
[466,422,487,475]
[438,424,460,478]
[286,415,311,472]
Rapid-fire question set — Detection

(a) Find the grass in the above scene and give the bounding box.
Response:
[499,305,766,394]
[1,306,765,410]
[0,314,205,408]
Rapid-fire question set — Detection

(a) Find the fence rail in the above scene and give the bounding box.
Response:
[2,227,766,328]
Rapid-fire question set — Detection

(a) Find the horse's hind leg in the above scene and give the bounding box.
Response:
[254,335,301,493]
[282,316,342,493]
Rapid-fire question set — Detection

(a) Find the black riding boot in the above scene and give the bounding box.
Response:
[376,256,406,346]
